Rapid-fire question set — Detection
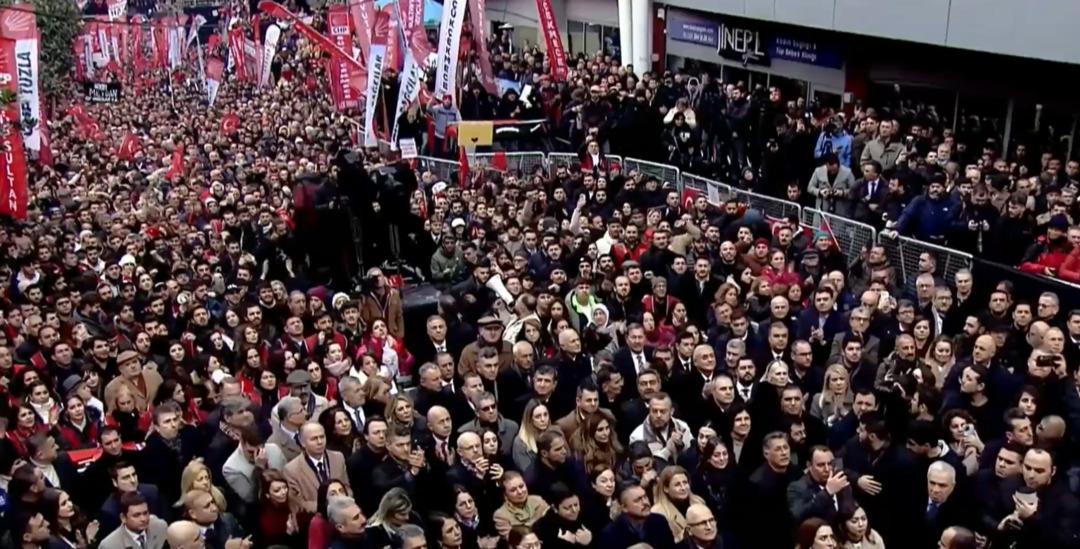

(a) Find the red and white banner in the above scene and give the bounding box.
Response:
[349,0,374,64]
[205,56,223,105]
[363,9,389,144]
[0,5,43,154]
[326,5,360,111]
[227,27,246,80]
[398,0,432,62]
[434,0,467,104]
[467,0,496,94]
[390,48,420,149]
[116,133,140,160]
[259,23,280,87]
[0,37,28,219]
[534,0,567,80]
[165,146,183,181]
[106,0,126,20]
[185,14,205,51]
[383,4,401,74]
[258,1,362,71]
[166,17,182,69]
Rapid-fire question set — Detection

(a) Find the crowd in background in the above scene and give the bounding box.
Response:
[0,3,1079,549]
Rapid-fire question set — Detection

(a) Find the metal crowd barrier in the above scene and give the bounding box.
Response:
[416,152,979,289]
[879,234,973,287]
[546,153,624,175]
[800,209,877,260]
[465,152,547,176]
[624,157,681,187]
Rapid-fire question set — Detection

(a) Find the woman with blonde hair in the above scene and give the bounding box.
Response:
[512,399,550,472]
[651,465,706,543]
[384,393,425,437]
[810,364,854,427]
[174,459,227,511]
[569,410,623,473]
[366,487,421,549]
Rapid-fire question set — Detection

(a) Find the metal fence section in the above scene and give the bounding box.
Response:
[546,153,625,175]
[800,209,877,259]
[729,188,802,221]
[679,172,731,204]
[416,156,459,185]
[466,152,547,176]
[879,234,973,288]
[624,157,681,187]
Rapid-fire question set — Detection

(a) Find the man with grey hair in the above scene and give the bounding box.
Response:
[338,376,367,434]
[917,460,965,547]
[414,362,446,416]
[326,496,368,547]
[397,524,427,549]
[1037,291,1061,324]
[267,396,306,461]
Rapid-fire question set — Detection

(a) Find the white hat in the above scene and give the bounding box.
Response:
[119,254,137,267]
[451,218,466,229]
[332,292,351,310]
[431,181,448,195]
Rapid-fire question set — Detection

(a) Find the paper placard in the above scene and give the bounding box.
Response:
[399,138,418,159]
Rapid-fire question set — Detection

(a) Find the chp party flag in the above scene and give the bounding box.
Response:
[467,0,496,94]
[165,146,184,181]
[348,0,373,63]
[326,5,360,111]
[0,5,43,154]
[0,37,28,219]
[363,9,390,145]
[205,56,223,105]
[258,1,362,72]
[106,0,126,20]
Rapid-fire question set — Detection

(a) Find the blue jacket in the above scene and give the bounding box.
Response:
[896,194,957,241]
[814,131,853,167]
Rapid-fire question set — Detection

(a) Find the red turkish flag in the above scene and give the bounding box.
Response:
[166,147,184,181]
[116,133,141,160]
[220,113,240,135]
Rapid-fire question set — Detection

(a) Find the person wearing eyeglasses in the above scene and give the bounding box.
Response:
[679,504,719,549]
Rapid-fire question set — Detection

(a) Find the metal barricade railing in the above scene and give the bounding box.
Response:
[800,208,877,260]
[729,188,802,222]
[416,156,459,185]
[547,152,578,173]
[879,234,973,288]
[679,172,732,205]
[465,152,547,177]
[624,157,680,187]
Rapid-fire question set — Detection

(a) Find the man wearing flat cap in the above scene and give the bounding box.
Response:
[358,267,405,340]
[103,349,163,412]
[270,370,330,427]
[457,315,513,377]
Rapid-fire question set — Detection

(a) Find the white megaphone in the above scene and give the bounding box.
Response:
[486,273,514,305]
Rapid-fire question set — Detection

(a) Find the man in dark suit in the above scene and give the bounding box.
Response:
[25,432,79,494]
[347,417,388,515]
[853,160,888,226]
[753,321,792,370]
[420,406,455,475]
[99,462,166,535]
[612,323,652,388]
[745,432,800,549]
[139,401,203,508]
[412,315,454,367]
[679,257,721,328]
[669,344,718,431]
[445,431,503,519]
[370,426,431,505]
[617,368,662,444]
[912,460,972,548]
[83,428,142,511]
[413,363,448,417]
[993,448,1080,547]
[797,286,848,367]
[973,442,1024,534]
[600,484,676,549]
[181,488,246,549]
[788,445,855,523]
[496,341,536,418]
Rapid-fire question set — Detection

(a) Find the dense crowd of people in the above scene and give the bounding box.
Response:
[1,3,1079,549]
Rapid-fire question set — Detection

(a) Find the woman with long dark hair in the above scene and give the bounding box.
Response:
[257,470,300,547]
[41,488,100,548]
[691,436,738,544]
[306,480,350,549]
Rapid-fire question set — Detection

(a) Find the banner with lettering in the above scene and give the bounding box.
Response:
[227,27,246,80]
[106,0,126,20]
[534,0,567,80]
[326,5,360,111]
[467,0,496,94]
[259,23,280,87]
[363,9,389,145]
[349,0,373,63]
[383,4,401,74]
[0,37,27,220]
[0,5,42,153]
[399,0,432,63]
[434,0,466,104]
[258,1,362,71]
[83,81,121,102]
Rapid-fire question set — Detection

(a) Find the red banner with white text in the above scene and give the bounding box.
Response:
[326,5,361,111]
[534,0,567,80]
[0,37,28,220]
